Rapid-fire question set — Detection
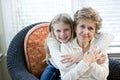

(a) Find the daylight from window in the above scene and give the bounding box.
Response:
[1,0,120,53]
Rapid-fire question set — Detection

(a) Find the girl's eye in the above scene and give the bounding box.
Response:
[56,30,61,32]
[80,25,85,28]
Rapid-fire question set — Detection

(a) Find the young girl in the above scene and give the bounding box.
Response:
[40,13,114,80]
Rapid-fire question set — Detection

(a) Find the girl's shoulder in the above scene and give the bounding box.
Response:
[61,38,77,46]
[47,37,60,44]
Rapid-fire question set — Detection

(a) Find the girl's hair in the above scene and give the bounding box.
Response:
[74,7,102,34]
[44,13,74,61]
[49,13,74,40]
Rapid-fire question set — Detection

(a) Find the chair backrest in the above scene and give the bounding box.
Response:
[24,23,49,78]
[107,58,120,80]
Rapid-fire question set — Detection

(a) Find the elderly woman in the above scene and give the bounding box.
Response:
[59,7,111,80]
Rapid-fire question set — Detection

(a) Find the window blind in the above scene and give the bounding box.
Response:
[1,0,72,48]
[1,0,120,53]
[73,0,120,42]
[72,0,120,53]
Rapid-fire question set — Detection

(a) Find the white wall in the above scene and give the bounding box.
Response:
[1,54,11,80]
[0,0,11,80]
[0,0,6,53]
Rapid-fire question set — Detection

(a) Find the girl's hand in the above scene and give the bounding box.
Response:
[96,54,106,64]
[61,53,83,67]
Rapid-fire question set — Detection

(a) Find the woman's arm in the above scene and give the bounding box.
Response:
[60,42,91,80]
[61,33,114,66]
[90,51,109,80]
[96,54,106,64]
[88,33,112,79]
[60,34,111,80]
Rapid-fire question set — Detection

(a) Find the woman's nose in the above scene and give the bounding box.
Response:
[83,28,89,34]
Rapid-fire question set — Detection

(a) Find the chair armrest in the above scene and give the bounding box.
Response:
[107,58,120,80]
[7,23,41,80]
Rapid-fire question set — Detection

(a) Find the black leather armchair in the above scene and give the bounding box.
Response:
[107,58,120,80]
[7,22,120,80]
[7,23,41,80]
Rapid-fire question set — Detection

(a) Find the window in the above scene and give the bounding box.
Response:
[1,0,120,53]
[1,0,72,47]
[72,0,120,53]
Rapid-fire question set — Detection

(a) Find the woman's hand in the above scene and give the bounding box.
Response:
[83,47,100,65]
[96,54,106,64]
[61,53,83,67]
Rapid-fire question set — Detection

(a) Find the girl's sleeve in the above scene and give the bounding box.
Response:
[93,32,114,51]
[47,38,76,71]
[48,39,90,80]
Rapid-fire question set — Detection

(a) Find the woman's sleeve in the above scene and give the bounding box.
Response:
[90,51,109,80]
[60,43,90,80]
[89,33,112,80]
[61,60,90,80]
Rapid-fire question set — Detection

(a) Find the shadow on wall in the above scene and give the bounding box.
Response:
[1,54,11,80]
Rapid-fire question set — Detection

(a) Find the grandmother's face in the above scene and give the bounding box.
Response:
[75,19,96,43]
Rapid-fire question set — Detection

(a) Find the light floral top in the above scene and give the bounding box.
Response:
[47,33,114,80]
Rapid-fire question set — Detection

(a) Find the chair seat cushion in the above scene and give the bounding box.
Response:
[24,23,49,78]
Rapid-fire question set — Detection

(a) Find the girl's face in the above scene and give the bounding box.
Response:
[75,19,96,43]
[53,22,71,43]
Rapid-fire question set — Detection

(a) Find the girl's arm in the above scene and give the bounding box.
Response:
[90,32,114,52]
[47,38,77,71]
[61,32,114,65]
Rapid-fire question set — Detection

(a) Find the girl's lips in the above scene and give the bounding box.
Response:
[60,36,68,40]
[82,35,88,39]
[60,38,67,41]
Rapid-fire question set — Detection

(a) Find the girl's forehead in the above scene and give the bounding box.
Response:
[54,21,69,25]
[53,22,71,27]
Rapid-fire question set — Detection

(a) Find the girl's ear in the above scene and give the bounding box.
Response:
[49,22,56,38]
[74,27,77,33]
[49,22,52,32]
[51,31,55,38]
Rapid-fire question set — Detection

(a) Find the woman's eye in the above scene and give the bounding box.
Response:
[64,29,70,32]
[88,27,93,30]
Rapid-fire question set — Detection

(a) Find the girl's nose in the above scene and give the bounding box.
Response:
[60,32,65,36]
